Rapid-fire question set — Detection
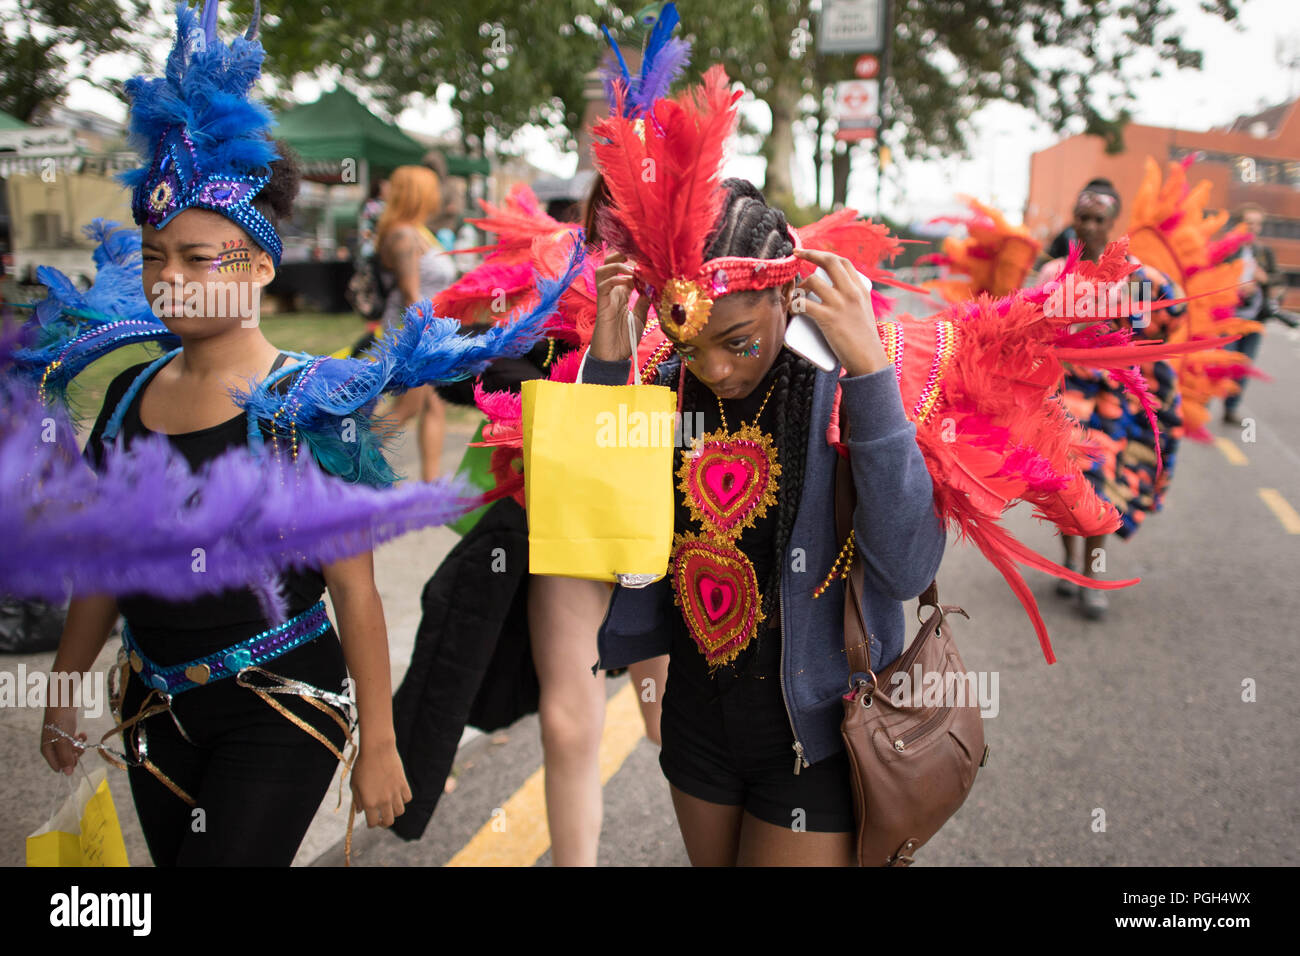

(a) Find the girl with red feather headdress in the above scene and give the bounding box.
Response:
[579,63,944,865]
[574,51,1233,862]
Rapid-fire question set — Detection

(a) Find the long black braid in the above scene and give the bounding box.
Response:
[692,179,821,624]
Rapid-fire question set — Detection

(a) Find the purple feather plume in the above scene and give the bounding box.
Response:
[629,38,690,116]
[599,2,691,119]
[0,376,485,621]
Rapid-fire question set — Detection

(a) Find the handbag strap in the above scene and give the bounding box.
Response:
[833,441,940,686]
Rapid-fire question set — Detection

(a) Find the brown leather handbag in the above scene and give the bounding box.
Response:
[834,452,988,866]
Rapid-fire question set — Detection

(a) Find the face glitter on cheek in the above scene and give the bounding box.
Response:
[211,239,252,274]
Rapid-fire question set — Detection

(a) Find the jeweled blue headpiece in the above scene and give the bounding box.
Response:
[119,0,283,265]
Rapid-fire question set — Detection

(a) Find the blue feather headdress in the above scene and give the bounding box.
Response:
[119,0,283,264]
[8,220,178,414]
[600,2,691,119]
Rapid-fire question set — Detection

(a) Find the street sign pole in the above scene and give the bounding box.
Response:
[875,0,893,219]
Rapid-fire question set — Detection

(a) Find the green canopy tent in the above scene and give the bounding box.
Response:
[272,86,488,251]
[274,87,424,184]
[265,87,490,311]
[273,86,489,184]
[0,109,31,131]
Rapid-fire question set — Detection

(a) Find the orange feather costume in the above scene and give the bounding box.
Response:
[1124,156,1260,440]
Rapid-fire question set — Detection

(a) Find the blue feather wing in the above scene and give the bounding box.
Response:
[7,221,176,412]
[235,239,585,488]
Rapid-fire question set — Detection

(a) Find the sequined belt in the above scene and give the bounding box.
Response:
[44,598,367,862]
[121,600,332,696]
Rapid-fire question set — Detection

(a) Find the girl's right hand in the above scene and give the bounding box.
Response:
[40,706,86,775]
[590,251,649,362]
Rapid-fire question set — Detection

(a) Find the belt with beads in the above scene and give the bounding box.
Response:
[121,600,332,696]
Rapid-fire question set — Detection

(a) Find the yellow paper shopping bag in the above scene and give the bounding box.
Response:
[522,378,676,581]
[27,768,130,867]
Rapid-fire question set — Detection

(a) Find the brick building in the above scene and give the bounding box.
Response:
[1025,98,1300,308]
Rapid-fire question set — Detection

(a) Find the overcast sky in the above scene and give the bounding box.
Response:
[64,0,1300,226]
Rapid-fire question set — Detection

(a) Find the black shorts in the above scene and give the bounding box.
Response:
[658,661,856,833]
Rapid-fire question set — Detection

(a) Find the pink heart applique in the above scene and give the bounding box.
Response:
[698,574,735,623]
[686,439,773,533]
[702,459,749,510]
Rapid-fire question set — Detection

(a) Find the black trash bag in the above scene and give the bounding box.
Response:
[0,596,68,654]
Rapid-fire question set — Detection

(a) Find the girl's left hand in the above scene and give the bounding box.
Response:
[792,248,890,377]
[351,740,412,828]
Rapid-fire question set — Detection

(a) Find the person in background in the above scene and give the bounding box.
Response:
[1042,178,1121,263]
[376,165,455,482]
[389,169,670,865]
[1222,203,1277,426]
[422,149,466,257]
[1037,178,1186,621]
[358,176,389,261]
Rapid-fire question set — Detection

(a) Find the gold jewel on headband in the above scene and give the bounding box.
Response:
[148,180,174,216]
[659,277,713,341]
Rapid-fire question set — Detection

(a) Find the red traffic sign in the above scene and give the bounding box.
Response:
[834,80,879,120]
[854,55,879,79]
[835,126,876,142]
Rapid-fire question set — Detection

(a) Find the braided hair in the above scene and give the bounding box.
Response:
[688,178,820,625]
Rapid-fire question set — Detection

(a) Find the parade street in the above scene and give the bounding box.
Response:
[3,319,1296,868]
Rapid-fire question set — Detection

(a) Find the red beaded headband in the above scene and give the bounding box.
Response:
[638,227,806,341]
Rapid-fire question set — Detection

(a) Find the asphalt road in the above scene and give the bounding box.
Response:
[4,320,1296,867]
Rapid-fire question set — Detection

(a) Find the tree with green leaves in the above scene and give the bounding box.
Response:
[53,1,1238,214]
[230,0,617,158]
[0,0,153,123]
[685,0,1241,209]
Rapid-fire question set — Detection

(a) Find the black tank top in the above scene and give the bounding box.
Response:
[668,358,785,697]
[82,352,330,667]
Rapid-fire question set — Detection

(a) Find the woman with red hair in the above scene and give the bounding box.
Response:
[377,164,457,481]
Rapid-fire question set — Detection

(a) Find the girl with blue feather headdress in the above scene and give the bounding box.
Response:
[20,0,576,866]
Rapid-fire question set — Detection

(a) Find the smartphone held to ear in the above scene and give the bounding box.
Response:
[784,313,839,371]
[783,267,873,372]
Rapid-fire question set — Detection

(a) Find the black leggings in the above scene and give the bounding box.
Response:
[120,633,349,866]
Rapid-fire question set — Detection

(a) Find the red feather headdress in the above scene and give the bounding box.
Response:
[592,65,922,340]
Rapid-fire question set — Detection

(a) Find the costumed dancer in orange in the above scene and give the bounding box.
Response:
[1036,171,1248,621]
[920,197,1042,304]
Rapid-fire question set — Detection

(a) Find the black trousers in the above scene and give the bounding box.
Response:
[120,632,349,866]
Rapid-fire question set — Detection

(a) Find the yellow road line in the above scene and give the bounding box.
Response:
[1214,436,1248,466]
[445,681,645,867]
[1259,488,1300,535]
